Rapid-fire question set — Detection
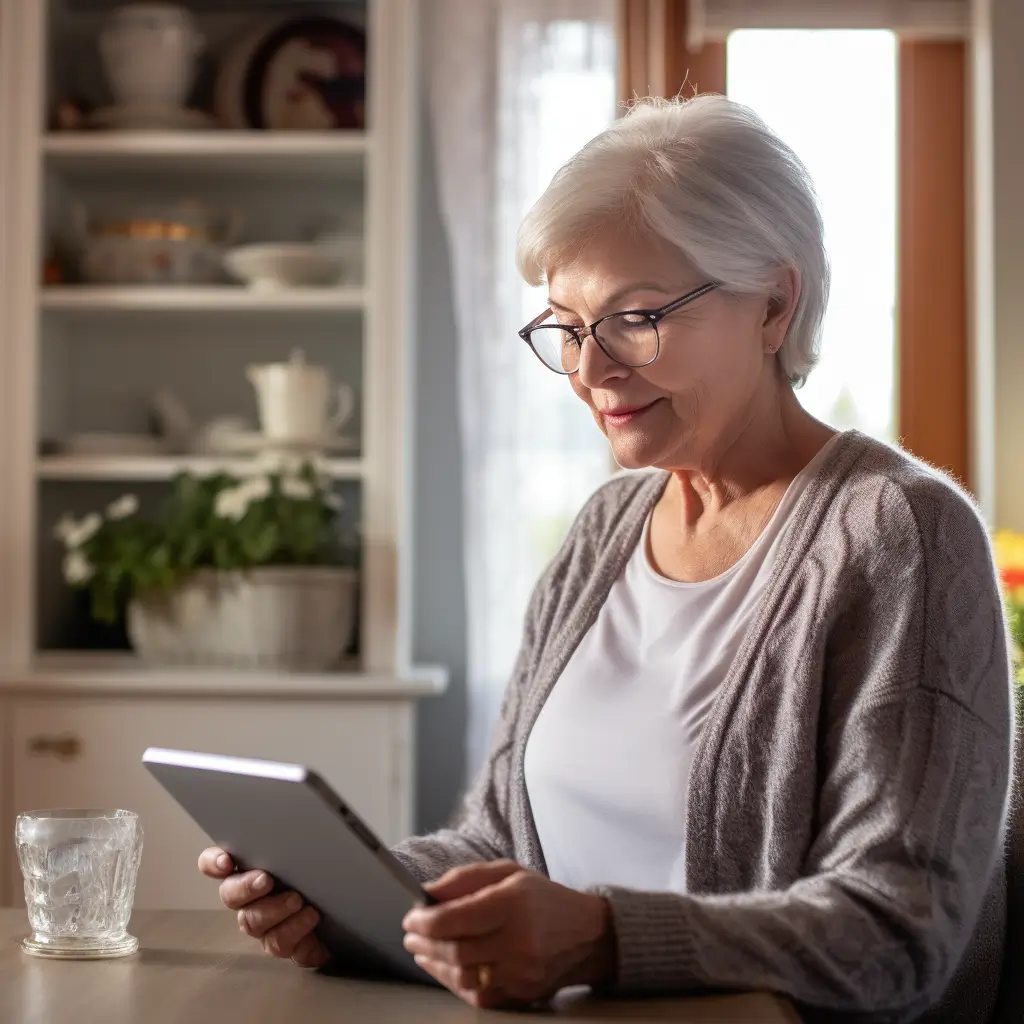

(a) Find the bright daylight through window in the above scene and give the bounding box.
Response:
[728,30,898,441]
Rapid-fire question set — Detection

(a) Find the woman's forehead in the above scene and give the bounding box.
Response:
[546,244,703,312]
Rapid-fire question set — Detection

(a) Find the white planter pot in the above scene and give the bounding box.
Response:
[127,567,358,671]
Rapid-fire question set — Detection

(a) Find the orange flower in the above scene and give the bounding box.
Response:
[1002,567,1024,592]
[994,530,1024,586]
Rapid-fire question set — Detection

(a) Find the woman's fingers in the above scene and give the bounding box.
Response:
[261,906,320,960]
[237,890,304,939]
[404,876,515,940]
[403,930,502,969]
[413,957,514,1010]
[219,869,273,910]
[290,930,332,969]
[424,860,521,902]
[197,847,234,879]
[414,957,487,1005]
[198,847,328,970]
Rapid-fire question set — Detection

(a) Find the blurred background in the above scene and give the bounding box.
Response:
[0,0,1017,911]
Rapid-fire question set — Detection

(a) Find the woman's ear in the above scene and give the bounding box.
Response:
[763,266,801,354]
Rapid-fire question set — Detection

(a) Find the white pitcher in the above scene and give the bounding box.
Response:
[100,4,204,109]
[247,350,355,442]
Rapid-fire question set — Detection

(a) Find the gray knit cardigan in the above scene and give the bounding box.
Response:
[393,431,1013,1023]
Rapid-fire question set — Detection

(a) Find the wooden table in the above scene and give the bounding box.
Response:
[0,910,800,1023]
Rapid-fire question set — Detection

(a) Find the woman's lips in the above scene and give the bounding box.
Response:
[601,400,658,428]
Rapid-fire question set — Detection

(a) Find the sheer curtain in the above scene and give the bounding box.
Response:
[424,0,618,776]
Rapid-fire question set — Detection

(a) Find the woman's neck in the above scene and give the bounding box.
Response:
[663,384,834,530]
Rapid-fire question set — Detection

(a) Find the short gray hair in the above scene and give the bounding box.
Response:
[516,95,830,386]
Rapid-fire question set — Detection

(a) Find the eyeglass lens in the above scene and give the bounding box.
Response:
[527,313,658,373]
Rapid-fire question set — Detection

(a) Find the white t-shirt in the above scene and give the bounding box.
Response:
[523,437,839,893]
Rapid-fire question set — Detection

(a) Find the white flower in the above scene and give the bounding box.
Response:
[53,514,78,545]
[281,477,314,501]
[62,513,102,550]
[214,486,250,522]
[63,550,95,585]
[214,476,272,522]
[106,494,139,520]
[240,475,271,503]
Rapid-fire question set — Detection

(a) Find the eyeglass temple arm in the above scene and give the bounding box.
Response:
[656,282,718,318]
[519,308,554,339]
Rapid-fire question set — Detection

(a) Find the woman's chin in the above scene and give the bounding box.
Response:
[608,436,664,471]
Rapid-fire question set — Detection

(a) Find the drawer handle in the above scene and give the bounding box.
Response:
[27,734,82,759]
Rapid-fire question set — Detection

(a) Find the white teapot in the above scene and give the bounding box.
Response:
[246,350,355,443]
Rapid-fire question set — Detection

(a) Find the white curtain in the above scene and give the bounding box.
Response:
[424,0,618,777]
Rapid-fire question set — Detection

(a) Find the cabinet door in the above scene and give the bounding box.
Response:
[10,699,413,910]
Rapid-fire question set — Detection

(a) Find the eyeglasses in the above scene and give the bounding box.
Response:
[518,282,718,375]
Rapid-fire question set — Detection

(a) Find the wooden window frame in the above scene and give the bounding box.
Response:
[619,2,969,485]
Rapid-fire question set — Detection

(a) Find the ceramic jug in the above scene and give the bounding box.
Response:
[247,350,355,442]
[100,4,204,109]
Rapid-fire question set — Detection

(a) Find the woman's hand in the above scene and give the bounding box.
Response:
[401,860,616,1008]
[197,846,330,969]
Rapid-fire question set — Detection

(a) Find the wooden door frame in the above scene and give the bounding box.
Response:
[898,41,968,485]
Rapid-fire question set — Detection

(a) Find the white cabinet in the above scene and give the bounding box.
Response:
[0,1,444,917]
[5,694,415,910]
[0,0,424,675]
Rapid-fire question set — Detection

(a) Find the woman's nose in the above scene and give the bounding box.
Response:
[576,331,630,388]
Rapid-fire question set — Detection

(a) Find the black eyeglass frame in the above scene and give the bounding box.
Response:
[518,281,719,374]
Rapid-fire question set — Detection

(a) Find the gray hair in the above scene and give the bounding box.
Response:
[515,95,830,386]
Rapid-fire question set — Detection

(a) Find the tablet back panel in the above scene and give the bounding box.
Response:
[142,748,430,984]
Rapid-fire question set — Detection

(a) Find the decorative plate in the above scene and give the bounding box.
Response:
[214,15,366,131]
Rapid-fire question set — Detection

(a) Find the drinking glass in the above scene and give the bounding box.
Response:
[15,809,143,959]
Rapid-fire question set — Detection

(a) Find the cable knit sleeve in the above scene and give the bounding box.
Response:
[591,473,1014,1023]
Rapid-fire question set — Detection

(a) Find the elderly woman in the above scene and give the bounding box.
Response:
[199,96,1012,1022]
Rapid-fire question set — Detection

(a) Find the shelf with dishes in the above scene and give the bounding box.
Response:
[40,285,367,313]
[41,6,369,296]
[47,6,366,139]
[41,192,365,297]
[40,353,362,479]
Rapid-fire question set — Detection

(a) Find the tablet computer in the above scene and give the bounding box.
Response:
[142,746,436,984]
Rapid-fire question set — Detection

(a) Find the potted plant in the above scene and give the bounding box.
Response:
[994,530,1024,710]
[54,463,358,671]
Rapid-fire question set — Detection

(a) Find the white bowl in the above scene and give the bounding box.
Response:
[224,244,344,291]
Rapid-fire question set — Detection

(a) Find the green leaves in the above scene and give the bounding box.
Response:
[242,522,280,563]
[57,464,348,625]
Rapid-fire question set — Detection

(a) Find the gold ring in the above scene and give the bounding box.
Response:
[477,964,493,989]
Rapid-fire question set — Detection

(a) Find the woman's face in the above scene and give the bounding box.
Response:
[546,230,796,471]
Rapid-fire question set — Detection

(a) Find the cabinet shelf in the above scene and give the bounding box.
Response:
[37,455,365,482]
[43,131,369,178]
[9,653,449,699]
[40,286,366,313]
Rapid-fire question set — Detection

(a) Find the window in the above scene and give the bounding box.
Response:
[727,30,899,441]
